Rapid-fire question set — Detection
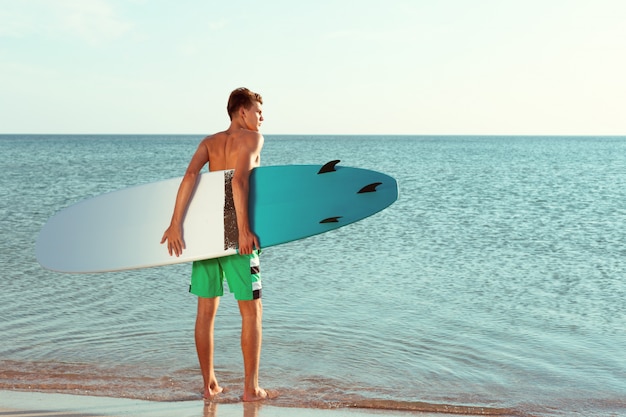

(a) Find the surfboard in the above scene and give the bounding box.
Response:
[36,161,398,273]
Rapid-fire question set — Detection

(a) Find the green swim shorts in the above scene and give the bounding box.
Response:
[190,250,261,301]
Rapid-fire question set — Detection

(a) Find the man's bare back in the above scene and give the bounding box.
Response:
[201,130,261,172]
[201,129,262,171]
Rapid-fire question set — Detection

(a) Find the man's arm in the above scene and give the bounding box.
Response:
[232,132,264,255]
[161,141,209,256]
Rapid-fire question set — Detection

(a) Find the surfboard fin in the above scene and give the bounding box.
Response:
[320,216,342,224]
[318,160,341,174]
[358,182,383,193]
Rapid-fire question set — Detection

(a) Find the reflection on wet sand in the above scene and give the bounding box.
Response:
[202,401,275,417]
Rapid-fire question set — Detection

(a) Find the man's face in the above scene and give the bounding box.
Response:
[243,102,264,131]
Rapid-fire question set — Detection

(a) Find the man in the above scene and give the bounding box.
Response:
[161,87,275,402]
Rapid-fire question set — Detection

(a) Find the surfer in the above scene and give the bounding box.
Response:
[161,87,276,402]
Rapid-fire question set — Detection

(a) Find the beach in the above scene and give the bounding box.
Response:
[0,390,464,417]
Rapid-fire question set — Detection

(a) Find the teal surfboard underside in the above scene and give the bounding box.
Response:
[36,161,398,273]
[250,161,398,248]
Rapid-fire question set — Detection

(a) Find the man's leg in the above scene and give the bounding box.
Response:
[196,296,223,399]
[238,298,269,401]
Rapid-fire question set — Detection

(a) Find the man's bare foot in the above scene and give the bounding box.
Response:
[242,388,279,402]
[203,383,225,401]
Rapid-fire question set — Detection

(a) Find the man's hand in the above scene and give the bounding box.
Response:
[161,224,185,257]
[238,229,260,255]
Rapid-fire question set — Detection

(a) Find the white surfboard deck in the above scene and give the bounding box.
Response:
[36,171,236,273]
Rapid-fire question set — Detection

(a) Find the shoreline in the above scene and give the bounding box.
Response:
[0,390,448,417]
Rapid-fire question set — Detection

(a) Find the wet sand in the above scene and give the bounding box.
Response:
[0,390,435,417]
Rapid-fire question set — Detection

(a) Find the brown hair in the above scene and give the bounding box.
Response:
[227,87,263,120]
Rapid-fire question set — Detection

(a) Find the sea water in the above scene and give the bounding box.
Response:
[0,135,625,416]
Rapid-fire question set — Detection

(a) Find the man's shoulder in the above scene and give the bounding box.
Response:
[239,129,264,147]
[240,128,263,139]
[201,131,228,143]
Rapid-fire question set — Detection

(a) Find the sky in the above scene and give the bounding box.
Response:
[1,0,626,135]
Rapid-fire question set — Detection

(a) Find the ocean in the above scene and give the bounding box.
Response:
[0,135,625,416]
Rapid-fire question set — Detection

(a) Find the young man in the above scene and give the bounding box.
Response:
[161,87,275,402]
